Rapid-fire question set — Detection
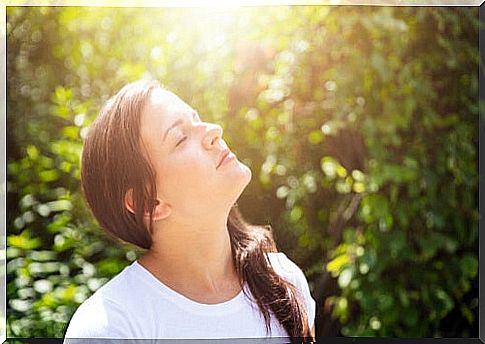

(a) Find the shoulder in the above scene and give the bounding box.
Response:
[64,265,134,339]
[64,291,125,339]
[266,252,306,283]
[266,252,316,329]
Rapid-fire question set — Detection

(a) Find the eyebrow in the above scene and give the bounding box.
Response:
[162,111,199,143]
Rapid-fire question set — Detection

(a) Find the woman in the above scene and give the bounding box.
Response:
[64,79,316,341]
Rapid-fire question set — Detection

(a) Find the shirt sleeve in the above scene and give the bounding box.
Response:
[268,252,317,330]
[64,293,132,341]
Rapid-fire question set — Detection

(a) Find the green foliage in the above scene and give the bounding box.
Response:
[6,6,478,338]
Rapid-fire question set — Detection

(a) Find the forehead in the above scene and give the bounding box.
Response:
[143,88,193,121]
[139,88,193,148]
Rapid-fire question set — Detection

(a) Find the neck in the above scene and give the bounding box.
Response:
[138,217,239,295]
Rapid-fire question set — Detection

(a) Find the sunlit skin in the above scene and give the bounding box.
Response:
[125,88,252,303]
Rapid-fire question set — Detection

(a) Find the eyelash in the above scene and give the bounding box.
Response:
[174,113,200,148]
[176,136,187,147]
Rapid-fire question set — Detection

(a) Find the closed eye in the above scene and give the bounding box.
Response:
[174,112,199,148]
[176,136,187,147]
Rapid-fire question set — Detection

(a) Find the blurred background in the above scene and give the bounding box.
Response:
[6,6,479,338]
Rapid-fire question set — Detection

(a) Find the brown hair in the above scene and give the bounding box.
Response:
[81,79,313,341]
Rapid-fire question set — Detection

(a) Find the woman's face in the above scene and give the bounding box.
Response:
[139,88,252,220]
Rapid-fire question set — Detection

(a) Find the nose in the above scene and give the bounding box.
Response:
[202,122,224,149]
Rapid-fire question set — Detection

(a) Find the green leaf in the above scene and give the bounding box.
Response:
[8,231,42,250]
[39,170,60,183]
[308,130,323,144]
[289,206,303,223]
[326,254,350,276]
[460,254,478,279]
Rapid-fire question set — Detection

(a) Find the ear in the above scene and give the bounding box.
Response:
[150,198,172,221]
[124,188,137,215]
[124,188,172,221]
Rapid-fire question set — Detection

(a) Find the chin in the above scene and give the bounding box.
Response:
[240,163,253,185]
[231,164,252,200]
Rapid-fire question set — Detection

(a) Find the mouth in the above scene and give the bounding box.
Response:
[217,149,231,169]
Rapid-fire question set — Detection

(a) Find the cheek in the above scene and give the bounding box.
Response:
[155,153,214,198]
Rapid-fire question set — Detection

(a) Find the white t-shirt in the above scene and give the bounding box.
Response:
[64,252,316,340]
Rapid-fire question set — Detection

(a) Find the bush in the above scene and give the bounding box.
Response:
[6,6,478,338]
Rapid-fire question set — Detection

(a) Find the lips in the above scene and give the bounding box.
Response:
[217,149,231,169]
